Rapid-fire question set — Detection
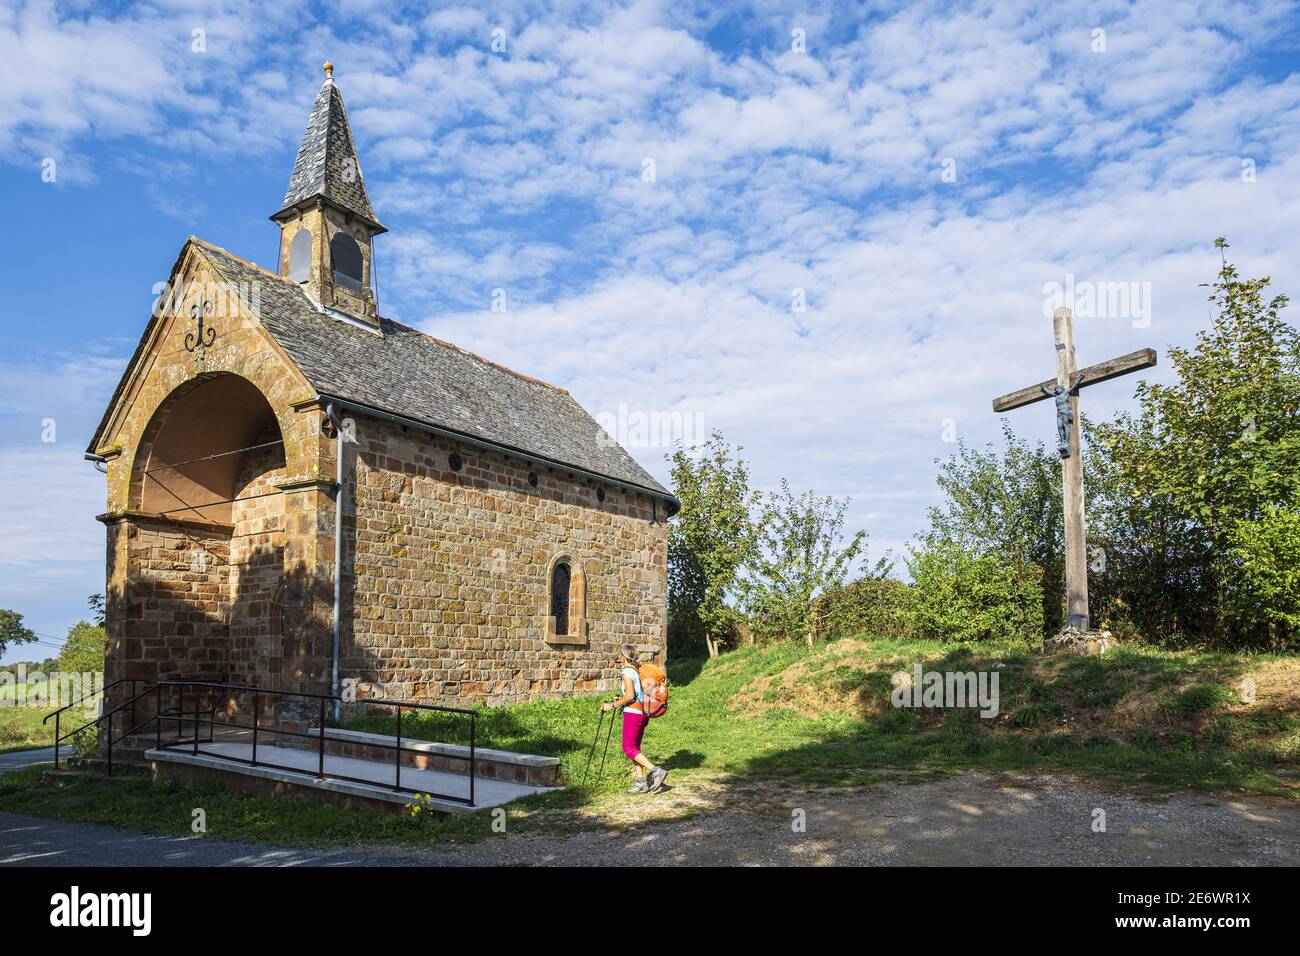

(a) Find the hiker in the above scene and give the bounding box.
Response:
[601,644,668,794]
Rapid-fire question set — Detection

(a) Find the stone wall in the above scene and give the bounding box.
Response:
[106,516,232,684]
[341,413,669,707]
[227,427,288,686]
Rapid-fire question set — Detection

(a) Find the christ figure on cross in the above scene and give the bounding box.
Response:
[992,307,1156,634]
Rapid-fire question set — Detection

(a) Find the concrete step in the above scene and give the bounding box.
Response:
[39,760,150,784]
[307,726,562,786]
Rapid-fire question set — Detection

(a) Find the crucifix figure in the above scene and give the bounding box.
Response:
[1041,372,1082,458]
[992,307,1156,632]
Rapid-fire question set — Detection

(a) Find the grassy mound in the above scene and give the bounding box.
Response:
[345,636,1300,798]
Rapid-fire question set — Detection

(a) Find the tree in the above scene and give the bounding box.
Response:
[0,609,37,658]
[1090,239,1299,645]
[925,423,1064,635]
[57,620,107,675]
[87,594,106,628]
[741,480,866,645]
[667,432,758,657]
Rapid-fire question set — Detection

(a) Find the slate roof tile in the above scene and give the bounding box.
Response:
[193,239,671,498]
[276,76,382,229]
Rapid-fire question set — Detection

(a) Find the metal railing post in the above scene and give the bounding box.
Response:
[469,713,476,807]
[53,712,60,770]
[155,687,161,751]
[395,707,402,792]
[252,690,258,766]
[107,710,113,777]
[192,687,199,756]
[318,698,326,779]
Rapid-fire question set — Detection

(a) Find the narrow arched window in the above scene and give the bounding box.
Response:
[545,554,586,646]
[550,560,571,637]
[330,233,364,293]
[288,229,312,283]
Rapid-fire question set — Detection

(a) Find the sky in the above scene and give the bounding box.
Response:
[1,0,1298,662]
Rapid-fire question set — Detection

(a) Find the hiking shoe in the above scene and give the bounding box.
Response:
[647,766,668,792]
[627,780,649,794]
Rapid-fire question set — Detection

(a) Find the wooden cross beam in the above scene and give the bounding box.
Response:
[991,307,1157,633]
[992,348,1157,413]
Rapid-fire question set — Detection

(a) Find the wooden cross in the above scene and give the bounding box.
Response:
[991,307,1156,632]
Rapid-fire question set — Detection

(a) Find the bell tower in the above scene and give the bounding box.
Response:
[272,62,386,329]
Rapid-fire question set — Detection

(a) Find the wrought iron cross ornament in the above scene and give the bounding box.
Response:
[184,300,216,355]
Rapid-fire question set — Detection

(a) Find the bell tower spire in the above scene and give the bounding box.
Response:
[272,61,386,329]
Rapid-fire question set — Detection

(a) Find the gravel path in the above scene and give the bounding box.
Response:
[3,771,1297,866]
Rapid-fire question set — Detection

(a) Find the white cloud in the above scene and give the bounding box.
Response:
[3,0,1300,624]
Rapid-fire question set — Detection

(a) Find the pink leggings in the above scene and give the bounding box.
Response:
[621,711,649,761]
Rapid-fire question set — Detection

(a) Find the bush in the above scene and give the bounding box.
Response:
[818,576,912,639]
[1223,500,1300,642]
[905,540,1043,643]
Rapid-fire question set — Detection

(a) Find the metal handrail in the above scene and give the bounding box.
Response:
[43,677,153,770]
[41,676,145,725]
[91,679,478,807]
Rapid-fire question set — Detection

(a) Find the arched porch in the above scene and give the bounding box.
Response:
[106,373,306,691]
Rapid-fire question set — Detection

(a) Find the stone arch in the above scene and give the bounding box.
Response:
[330,232,364,292]
[544,552,587,646]
[288,227,312,283]
[117,371,299,688]
[129,373,286,525]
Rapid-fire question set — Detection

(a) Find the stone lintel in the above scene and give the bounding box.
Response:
[96,510,235,535]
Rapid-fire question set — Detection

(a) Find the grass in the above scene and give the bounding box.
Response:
[0,707,56,753]
[0,635,1296,848]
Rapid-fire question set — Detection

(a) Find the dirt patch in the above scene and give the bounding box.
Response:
[744,640,910,719]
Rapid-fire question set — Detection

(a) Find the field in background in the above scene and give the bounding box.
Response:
[0,707,55,753]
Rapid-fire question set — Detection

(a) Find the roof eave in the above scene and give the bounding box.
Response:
[270,197,387,235]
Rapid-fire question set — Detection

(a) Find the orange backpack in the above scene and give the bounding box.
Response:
[637,662,669,718]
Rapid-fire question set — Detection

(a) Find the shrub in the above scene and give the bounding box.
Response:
[818,576,912,639]
[905,539,1044,643]
[1222,500,1300,642]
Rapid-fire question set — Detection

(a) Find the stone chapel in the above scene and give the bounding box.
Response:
[86,63,676,712]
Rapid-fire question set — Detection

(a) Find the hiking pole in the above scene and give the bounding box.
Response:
[597,702,618,781]
[582,706,605,785]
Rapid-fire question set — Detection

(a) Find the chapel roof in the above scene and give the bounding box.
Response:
[272,63,384,231]
[195,239,672,498]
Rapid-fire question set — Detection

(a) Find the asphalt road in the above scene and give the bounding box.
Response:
[0,747,72,772]
[0,811,421,867]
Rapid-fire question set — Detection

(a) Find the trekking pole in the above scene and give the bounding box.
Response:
[582,706,605,786]
[597,701,618,781]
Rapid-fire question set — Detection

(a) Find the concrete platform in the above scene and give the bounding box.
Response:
[308,726,561,786]
[146,742,558,815]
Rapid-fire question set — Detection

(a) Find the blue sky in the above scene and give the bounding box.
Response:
[2,0,1299,661]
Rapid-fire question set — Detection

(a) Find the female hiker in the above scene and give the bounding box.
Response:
[601,644,668,794]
